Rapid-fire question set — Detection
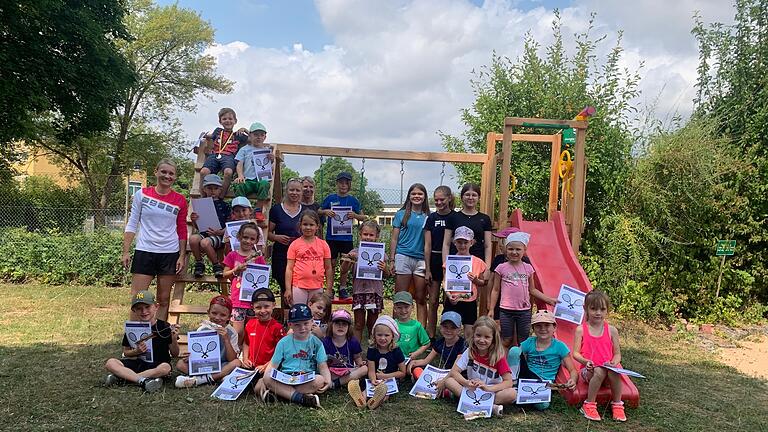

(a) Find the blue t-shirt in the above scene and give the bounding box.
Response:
[322,336,363,368]
[519,336,570,381]
[432,336,466,369]
[268,203,304,259]
[271,334,327,374]
[321,194,361,241]
[234,144,271,180]
[392,209,427,259]
[366,346,406,374]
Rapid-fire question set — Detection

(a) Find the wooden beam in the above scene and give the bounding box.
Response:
[505,117,588,130]
[570,127,587,252]
[480,133,498,218]
[272,143,486,164]
[548,134,561,221]
[509,133,560,143]
[498,125,513,227]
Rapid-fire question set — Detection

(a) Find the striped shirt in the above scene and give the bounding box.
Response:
[125,187,188,253]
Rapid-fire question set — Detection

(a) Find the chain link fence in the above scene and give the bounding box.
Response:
[0,204,129,233]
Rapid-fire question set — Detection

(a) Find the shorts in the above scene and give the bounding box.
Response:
[327,240,353,259]
[198,232,224,249]
[394,254,426,277]
[428,252,444,282]
[352,293,384,312]
[203,153,237,174]
[292,287,323,305]
[233,179,270,200]
[231,307,250,322]
[119,358,171,374]
[443,299,477,326]
[499,308,531,340]
[131,250,179,276]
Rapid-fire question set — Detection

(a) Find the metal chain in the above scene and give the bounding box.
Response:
[440,161,446,185]
[399,160,405,203]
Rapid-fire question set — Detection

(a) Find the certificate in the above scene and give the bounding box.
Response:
[330,206,353,236]
[554,284,586,324]
[250,148,273,181]
[270,369,316,385]
[600,364,646,378]
[225,220,249,251]
[211,367,258,400]
[356,242,385,280]
[516,379,552,404]
[240,264,271,303]
[409,365,450,399]
[188,330,221,376]
[445,255,472,293]
[124,321,153,363]
[457,387,494,418]
[365,378,399,397]
[192,197,222,232]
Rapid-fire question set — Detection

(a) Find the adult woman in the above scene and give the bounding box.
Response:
[122,159,188,321]
[300,176,320,212]
[268,179,304,307]
[389,183,431,327]
[423,185,455,337]
[441,183,493,283]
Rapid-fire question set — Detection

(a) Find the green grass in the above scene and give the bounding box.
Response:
[1,283,766,432]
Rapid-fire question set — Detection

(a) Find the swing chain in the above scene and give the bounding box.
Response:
[440,161,446,185]
[399,160,405,203]
[360,158,365,176]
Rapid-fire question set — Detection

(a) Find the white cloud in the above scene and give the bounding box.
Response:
[174,0,734,197]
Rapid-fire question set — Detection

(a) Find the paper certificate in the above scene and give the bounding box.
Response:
[365,378,399,397]
[225,220,249,251]
[211,367,258,400]
[516,379,552,404]
[192,197,222,232]
[330,206,353,236]
[251,148,273,181]
[457,387,494,418]
[240,264,271,303]
[270,369,316,385]
[409,365,450,399]
[356,242,385,280]
[600,364,646,378]
[554,284,586,324]
[445,255,472,293]
[124,321,153,363]
[188,330,221,376]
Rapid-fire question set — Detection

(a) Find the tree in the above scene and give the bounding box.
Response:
[312,157,384,217]
[29,0,232,224]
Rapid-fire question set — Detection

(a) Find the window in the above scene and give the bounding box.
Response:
[128,181,142,197]
[377,216,393,226]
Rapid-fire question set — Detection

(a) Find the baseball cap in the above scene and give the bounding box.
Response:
[131,290,155,306]
[440,311,462,328]
[231,196,252,208]
[505,232,531,246]
[392,291,414,305]
[251,288,275,303]
[288,303,313,323]
[203,174,223,187]
[453,226,474,241]
[249,122,267,133]
[336,172,352,181]
[209,295,232,312]
[331,309,352,323]
[531,310,557,325]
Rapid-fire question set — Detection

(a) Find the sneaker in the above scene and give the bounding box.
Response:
[441,388,452,399]
[492,404,504,417]
[301,393,321,408]
[348,380,366,408]
[104,373,123,387]
[140,378,163,393]
[175,375,196,388]
[338,286,351,300]
[611,401,627,422]
[212,263,224,278]
[580,401,602,421]
[367,382,388,410]
[193,261,205,278]
[260,388,277,404]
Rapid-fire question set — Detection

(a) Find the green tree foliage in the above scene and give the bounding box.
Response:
[312,157,384,217]
[0,176,90,232]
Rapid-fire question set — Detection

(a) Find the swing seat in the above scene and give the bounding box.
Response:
[332,297,354,305]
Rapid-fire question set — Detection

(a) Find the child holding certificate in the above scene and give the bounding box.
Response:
[322,309,368,389]
[222,222,267,342]
[242,289,285,376]
[349,315,406,410]
[258,303,331,408]
[175,296,241,388]
[442,226,488,340]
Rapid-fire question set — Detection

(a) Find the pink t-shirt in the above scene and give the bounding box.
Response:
[287,237,331,289]
[578,321,614,369]
[223,251,267,309]
[494,261,535,310]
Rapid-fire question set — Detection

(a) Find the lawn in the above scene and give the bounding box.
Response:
[1,283,766,432]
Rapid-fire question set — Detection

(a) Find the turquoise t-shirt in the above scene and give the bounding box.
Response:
[271,334,327,374]
[519,336,570,381]
[393,209,427,259]
[397,319,430,356]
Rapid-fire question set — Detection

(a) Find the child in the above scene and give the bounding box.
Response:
[350,315,406,409]
[258,303,332,408]
[222,222,267,342]
[443,316,515,416]
[392,291,431,373]
[233,122,273,212]
[488,231,557,349]
[340,220,389,341]
[104,290,180,392]
[175,296,242,387]
[308,292,331,338]
[409,311,466,388]
[319,172,366,299]
[489,227,531,322]
[285,210,334,306]
[199,107,249,195]
[242,288,285,376]
[225,196,266,255]
[512,310,578,410]
[322,309,368,390]
[443,226,488,340]
[190,174,231,278]
[573,291,626,422]
[423,185,454,338]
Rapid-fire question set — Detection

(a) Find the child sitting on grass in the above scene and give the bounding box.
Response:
[104,290,179,393]
[392,291,431,376]
[190,174,231,278]
[322,309,368,390]
[175,295,241,388]
[409,311,466,391]
[242,289,285,377]
[349,315,406,410]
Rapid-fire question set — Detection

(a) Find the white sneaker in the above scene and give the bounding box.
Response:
[140,378,163,393]
[492,404,504,417]
[175,375,196,388]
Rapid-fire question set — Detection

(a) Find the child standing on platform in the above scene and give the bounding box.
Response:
[199,107,249,195]
[222,222,267,342]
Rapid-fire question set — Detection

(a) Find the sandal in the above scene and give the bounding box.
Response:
[347,380,366,408]
[366,382,388,410]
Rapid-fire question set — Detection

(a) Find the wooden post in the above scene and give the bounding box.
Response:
[570,127,587,252]
[548,134,561,221]
[715,255,726,298]
[498,125,513,227]
[480,132,497,224]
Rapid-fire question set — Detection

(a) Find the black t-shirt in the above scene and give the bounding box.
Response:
[366,346,406,374]
[432,336,466,369]
[268,203,304,259]
[424,210,454,253]
[445,211,492,259]
[121,319,173,366]
[213,198,232,228]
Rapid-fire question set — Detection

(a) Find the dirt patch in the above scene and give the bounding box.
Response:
[689,324,768,380]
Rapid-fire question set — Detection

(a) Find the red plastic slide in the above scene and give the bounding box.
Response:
[510,209,640,407]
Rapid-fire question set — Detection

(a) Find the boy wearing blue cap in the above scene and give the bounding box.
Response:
[257,303,332,407]
[410,311,467,379]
